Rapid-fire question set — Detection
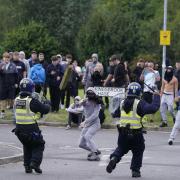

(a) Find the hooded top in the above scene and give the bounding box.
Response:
[28,64,46,84]
[83,99,101,127]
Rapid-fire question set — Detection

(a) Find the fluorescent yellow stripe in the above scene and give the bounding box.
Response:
[15,96,40,125]
[16,122,36,125]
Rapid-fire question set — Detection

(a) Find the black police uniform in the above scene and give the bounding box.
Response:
[106,94,160,177]
[13,94,50,173]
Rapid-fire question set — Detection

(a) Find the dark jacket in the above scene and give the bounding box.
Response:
[113,62,127,87]
[13,60,26,83]
[67,66,81,97]
[47,64,64,87]
[133,66,143,83]
[91,71,103,86]
[175,69,180,90]
[28,58,37,68]
[0,62,18,88]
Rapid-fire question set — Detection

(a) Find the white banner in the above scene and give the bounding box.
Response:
[94,87,126,98]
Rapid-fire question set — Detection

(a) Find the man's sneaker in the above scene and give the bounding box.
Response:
[65,125,71,130]
[88,150,101,158]
[168,139,173,145]
[87,152,93,157]
[132,170,141,178]
[96,149,101,155]
[87,152,100,161]
[30,162,42,174]
[159,122,168,127]
[25,166,32,173]
[106,157,118,174]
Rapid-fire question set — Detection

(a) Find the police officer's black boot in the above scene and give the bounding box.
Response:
[106,156,118,173]
[24,166,32,173]
[30,162,42,174]
[132,170,141,178]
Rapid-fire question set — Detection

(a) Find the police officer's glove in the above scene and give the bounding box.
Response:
[32,92,41,101]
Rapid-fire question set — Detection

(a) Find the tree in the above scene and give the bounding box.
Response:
[19,0,95,57]
[2,21,59,59]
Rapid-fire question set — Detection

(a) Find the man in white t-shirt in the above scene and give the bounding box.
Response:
[140,62,160,103]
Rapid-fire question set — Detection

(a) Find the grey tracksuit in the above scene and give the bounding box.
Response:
[160,92,176,123]
[79,100,101,152]
[169,111,180,140]
[169,90,180,140]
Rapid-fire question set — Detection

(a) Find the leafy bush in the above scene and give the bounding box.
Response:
[1,21,59,59]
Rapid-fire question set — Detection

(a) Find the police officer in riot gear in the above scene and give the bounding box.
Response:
[106,82,160,178]
[13,78,50,174]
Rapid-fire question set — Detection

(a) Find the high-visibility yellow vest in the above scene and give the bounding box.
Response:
[119,99,142,129]
[14,96,40,125]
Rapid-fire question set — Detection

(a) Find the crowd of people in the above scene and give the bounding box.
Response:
[0,51,180,128]
[0,50,180,177]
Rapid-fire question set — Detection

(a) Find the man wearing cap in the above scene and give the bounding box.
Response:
[160,66,178,127]
[38,53,49,96]
[103,55,117,87]
[28,51,38,68]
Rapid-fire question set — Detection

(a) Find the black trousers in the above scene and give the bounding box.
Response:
[142,92,153,104]
[17,133,45,167]
[60,88,71,108]
[49,86,61,111]
[110,130,145,171]
[68,113,83,126]
[35,84,42,93]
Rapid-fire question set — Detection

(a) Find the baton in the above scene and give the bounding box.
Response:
[143,82,156,92]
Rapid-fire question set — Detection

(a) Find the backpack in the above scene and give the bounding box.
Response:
[29,64,45,85]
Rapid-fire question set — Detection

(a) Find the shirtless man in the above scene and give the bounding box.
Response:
[160,66,178,127]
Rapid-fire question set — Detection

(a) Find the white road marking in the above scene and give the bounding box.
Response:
[0,142,22,152]
[58,146,115,151]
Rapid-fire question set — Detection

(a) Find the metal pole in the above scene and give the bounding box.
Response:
[162,0,168,78]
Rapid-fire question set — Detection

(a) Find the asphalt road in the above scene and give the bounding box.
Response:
[0,124,180,180]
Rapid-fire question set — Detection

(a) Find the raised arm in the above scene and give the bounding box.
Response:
[137,94,160,117]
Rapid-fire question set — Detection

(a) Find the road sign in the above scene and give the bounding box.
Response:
[160,30,171,46]
[94,87,125,98]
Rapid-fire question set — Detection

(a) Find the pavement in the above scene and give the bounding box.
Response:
[0,125,180,179]
[0,124,23,165]
[0,142,23,165]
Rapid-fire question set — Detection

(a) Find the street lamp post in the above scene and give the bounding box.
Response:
[162,0,168,78]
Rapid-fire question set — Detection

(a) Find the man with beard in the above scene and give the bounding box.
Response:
[160,66,178,127]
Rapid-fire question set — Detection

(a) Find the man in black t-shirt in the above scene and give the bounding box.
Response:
[103,55,117,108]
[103,55,117,87]
[113,57,128,88]
[13,51,26,96]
